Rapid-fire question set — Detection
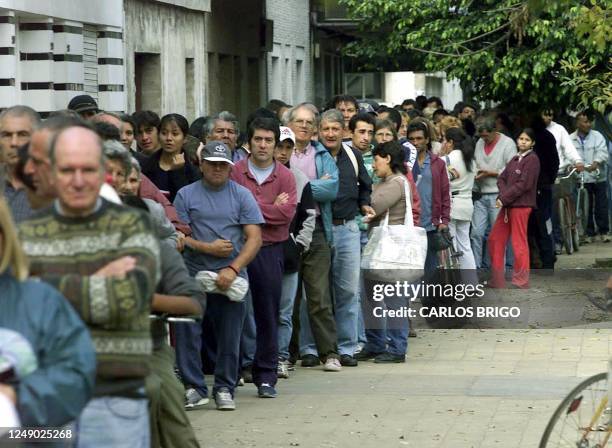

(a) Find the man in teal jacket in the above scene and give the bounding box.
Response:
[285,103,341,370]
[0,272,96,429]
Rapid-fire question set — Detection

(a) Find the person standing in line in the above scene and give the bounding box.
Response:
[470,115,517,270]
[440,127,477,272]
[231,117,297,397]
[488,128,541,289]
[570,111,610,243]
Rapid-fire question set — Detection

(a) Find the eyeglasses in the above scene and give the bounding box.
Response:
[292,119,314,128]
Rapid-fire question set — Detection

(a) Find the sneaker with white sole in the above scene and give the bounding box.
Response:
[214,388,236,411]
[277,360,290,379]
[323,357,342,372]
[184,387,209,410]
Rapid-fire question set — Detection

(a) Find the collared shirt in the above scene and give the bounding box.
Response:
[290,143,317,181]
[413,154,435,231]
[331,145,372,221]
[4,182,33,223]
[518,149,533,161]
[231,159,297,244]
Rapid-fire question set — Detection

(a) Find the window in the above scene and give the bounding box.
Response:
[345,72,383,100]
[83,27,98,101]
[185,58,195,120]
[134,53,161,114]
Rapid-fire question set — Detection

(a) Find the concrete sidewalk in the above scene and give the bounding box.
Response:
[188,329,611,448]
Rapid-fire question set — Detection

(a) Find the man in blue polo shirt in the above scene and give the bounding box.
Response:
[173,141,263,411]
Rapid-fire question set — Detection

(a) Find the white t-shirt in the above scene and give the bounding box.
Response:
[444,150,475,221]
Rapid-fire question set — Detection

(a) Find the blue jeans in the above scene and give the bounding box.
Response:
[76,393,149,448]
[362,279,409,356]
[174,293,246,396]
[300,219,361,356]
[357,230,369,345]
[278,272,299,360]
[471,193,501,269]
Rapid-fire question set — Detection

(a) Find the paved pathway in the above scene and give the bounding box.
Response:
[189,241,612,447]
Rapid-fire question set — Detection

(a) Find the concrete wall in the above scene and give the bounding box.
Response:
[124,0,208,121]
[266,0,311,105]
[206,0,264,124]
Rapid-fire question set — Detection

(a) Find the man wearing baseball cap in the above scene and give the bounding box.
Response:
[173,140,264,411]
[67,95,99,120]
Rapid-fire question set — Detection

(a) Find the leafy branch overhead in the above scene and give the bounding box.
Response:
[339,0,611,112]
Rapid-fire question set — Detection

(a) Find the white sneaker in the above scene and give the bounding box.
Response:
[277,360,290,379]
[215,388,236,411]
[184,387,209,410]
[323,357,342,372]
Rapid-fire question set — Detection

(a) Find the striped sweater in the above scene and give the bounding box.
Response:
[19,199,160,397]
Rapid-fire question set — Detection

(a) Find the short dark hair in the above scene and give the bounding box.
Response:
[331,94,358,111]
[247,117,280,144]
[401,99,417,108]
[576,110,594,122]
[433,108,449,119]
[415,95,428,110]
[93,121,121,141]
[160,113,189,136]
[246,108,277,131]
[189,116,209,140]
[118,113,136,132]
[266,99,289,114]
[132,110,160,134]
[348,112,376,132]
[377,106,402,131]
[407,121,431,150]
[372,140,407,175]
[427,96,444,109]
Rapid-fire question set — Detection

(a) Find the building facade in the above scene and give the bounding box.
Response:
[124,0,210,121]
[265,0,312,107]
[0,0,125,115]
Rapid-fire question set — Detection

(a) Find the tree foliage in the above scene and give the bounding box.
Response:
[340,0,611,112]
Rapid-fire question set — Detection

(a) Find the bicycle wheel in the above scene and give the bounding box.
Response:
[558,198,574,255]
[539,372,610,448]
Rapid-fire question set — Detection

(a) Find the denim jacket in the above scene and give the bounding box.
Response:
[310,140,339,244]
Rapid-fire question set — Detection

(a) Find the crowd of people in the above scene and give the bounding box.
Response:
[0,92,610,447]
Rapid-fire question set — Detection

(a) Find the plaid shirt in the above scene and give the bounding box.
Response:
[4,181,33,223]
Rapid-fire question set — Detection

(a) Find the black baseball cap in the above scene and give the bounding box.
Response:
[67,95,99,114]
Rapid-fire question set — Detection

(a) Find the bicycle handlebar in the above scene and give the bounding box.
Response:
[558,164,599,180]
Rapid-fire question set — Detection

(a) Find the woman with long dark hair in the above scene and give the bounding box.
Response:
[141,113,201,201]
[359,141,418,363]
[441,127,477,270]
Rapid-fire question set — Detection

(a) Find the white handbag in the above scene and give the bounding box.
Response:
[361,177,428,283]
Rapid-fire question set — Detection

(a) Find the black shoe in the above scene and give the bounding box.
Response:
[300,354,320,367]
[408,327,417,338]
[355,350,383,361]
[340,354,358,367]
[374,353,405,363]
[257,383,277,398]
[241,366,253,383]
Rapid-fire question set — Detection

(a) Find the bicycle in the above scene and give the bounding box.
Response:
[555,165,597,255]
[539,284,612,447]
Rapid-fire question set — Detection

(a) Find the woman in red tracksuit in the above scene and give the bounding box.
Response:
[488,128,540,289]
